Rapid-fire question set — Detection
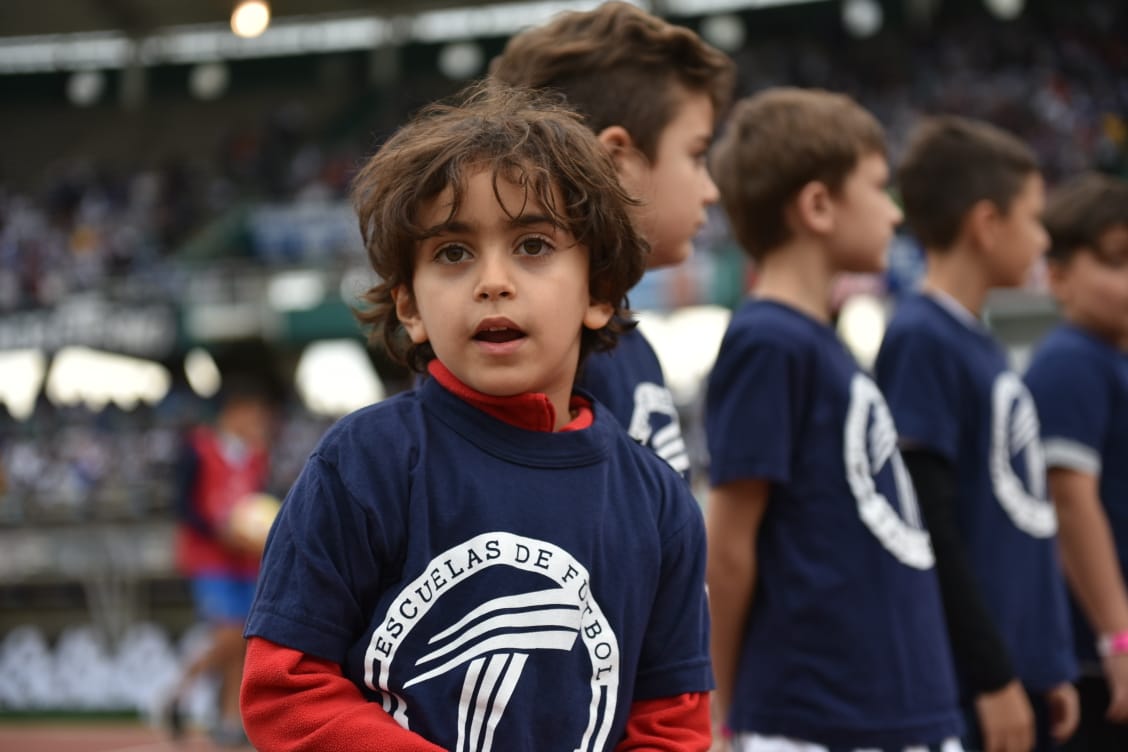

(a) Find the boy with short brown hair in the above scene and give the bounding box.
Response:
[706,87,962,751]
[1025,172,1128,752]
[877,115,1079,752]
[492,1,735,475]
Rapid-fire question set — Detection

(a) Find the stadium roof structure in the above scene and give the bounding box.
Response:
[0,0,511,38]
[0,0,681,73]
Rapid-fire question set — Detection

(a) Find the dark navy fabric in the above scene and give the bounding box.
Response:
[876,293,1076,695]
[705,299,961,749]
[579,326,690,477]
[246,376,712,752]
[1025,323,1128,666]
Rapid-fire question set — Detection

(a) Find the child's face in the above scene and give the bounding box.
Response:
[396,168,613,409]
[827,152,903,273]
[983,173,1049,287]
[1051,224,1128,345]
[617,90,718,269]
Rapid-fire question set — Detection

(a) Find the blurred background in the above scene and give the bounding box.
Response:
[0,0,1125,726]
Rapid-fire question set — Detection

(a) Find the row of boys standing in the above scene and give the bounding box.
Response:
[234,3,1128,751]
[706,86,1128,752]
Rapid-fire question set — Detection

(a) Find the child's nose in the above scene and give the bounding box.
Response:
[474,254,516,300]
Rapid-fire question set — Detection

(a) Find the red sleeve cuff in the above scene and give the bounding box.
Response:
[240,637,444,752]
[614,691,712,751]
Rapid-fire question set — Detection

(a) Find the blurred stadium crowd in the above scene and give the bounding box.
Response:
[0,0,1126,714]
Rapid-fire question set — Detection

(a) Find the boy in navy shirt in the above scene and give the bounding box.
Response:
[876,116,1078,752]
[239,85,714,751]
[1025,172,1128,752]
[706,87,963,751]
[491,2,735,476]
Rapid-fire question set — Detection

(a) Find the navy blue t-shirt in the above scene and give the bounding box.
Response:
[876,292,1076,694]
[580,327,690,477]
[246,376,712,751]
[1026,323,1128,667]
[705,299,961,749]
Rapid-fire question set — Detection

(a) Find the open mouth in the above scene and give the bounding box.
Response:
[474,326,525,343]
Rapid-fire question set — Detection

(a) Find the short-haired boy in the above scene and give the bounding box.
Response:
[706,87,963,751]
[492,1,735,475]
[239,85,714,751]
[876,115,1078,751]
[1024,172,1128,752]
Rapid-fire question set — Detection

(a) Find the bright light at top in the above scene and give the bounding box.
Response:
[985,0,1025,21]
[231,1,272,39]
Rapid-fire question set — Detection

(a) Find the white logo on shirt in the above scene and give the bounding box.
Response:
[629,382,690,473]
[363,532,620,752]
[990,372,1057,538]
[844,374,935,570]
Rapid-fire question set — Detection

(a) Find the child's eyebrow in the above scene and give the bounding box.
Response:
[420,213,560,238]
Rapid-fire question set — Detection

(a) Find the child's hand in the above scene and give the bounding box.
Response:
[975,680,1034,752]
[1045,681,1079,742]
[1104,653,1128,722]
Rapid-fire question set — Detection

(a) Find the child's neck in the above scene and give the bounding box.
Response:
[754,239,835,323]
[426,360,589,432]
[921,245,991,318]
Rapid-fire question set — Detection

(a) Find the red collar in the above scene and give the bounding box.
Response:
[426,360,593,432]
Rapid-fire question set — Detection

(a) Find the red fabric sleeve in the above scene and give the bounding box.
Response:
[614,692,712,751]
[240,637,445,752]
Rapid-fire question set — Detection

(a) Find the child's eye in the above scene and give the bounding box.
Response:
[435,245,470,264]
[516,236,552,256]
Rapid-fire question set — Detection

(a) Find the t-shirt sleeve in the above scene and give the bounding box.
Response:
[631,489,714,700]
[705,330,797,487]
[245,452,400,664]
[875,327,962,461]
[1025,349,1109,476]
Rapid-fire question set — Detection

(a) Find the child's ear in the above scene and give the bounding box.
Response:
[965,199,1002,252]
[793,180,834,235]
[583,299,615,331]
[597,126,645,186]
[392,285,429,344]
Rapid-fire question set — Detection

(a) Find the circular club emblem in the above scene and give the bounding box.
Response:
[363,532,620,752]
[990,372,1057,538]
[844,374,935,570]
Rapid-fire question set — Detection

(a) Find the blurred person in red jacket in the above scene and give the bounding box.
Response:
[163,376,275,747]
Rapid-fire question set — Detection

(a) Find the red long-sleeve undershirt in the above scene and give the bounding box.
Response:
[240,361,710,750]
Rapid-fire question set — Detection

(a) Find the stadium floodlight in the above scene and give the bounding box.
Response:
[231,1,272,39]
[438,41,485,79]
[842,0,883,38]
[699,14,747,52]
[66,70,105,106]
[984,0,1025,21]
[188,61,229,100]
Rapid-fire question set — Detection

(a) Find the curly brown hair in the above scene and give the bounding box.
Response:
[490,1,734,161]
[351,83,648,373]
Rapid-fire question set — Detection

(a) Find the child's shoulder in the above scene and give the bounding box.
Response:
[1029,324,1120,376]
[724,298,834,354]
[886,292,983,350]
[313,389,422,461]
